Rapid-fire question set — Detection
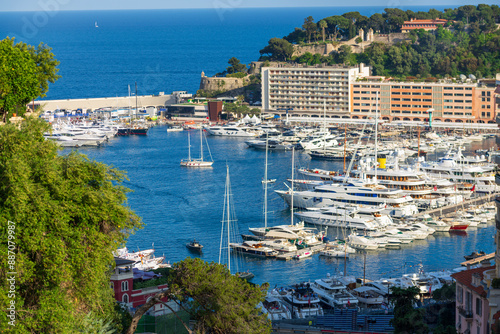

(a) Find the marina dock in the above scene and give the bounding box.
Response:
[461,253,495,267]
[415,193,498,218]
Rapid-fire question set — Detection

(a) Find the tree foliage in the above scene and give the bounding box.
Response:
[167,258,271,334]
[0,38,60,122]
[279,5,500,78]
[259,38,294,61]
[0,118,142,333]
[390,286,428,334]
[226,57,247,75]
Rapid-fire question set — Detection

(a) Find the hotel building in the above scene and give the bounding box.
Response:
[401,18,448,32]
[261,64,370,117]
[350,80,497,124]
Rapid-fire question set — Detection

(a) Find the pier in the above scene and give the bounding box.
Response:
[415,193,498,218]
[460,253,495,267]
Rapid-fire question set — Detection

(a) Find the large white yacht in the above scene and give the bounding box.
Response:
[311,274,359,309]
[294,206,382,232]
[279,284,324,318]
[275,181,418,217]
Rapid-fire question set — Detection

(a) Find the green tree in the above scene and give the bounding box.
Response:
[0,38,60,122]
[390,286,428,334]
[0,118,143,333]
[325,16,350,41]
[226,57,247,74]
[302,16,317,43]
[259,38,294,61]
[128,258,271,334]
[319,20,328,42]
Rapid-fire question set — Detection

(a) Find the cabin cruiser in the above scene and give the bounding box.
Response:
[311,274,359,309]
[351,286,384,306]
[259,294,292,320]
[347,234,379,250]
[248,221,305,237]
[278,283,324,318]
[261,239,297,252]
[229,241,279,257]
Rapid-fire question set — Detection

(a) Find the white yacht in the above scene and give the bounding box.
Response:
[259,294,292,321]
[276,181,418,218]
[351,286,384,305]
[279,284,324,318]
[311,274,359,309]
[294,206,380,232]
[347,234,379,250]
[205,125,257,137]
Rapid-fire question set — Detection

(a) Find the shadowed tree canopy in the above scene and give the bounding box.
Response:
[0,118,142,333]
[0,38,60,122]
[259,38,294,61]
[226,57,247,74]
[390,286,428,334]
[168,258,271,334]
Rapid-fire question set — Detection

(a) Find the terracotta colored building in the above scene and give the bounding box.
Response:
[350,80,497,124]
[401,18,448,32]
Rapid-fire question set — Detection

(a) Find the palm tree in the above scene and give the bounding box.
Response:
[319,20,327,42]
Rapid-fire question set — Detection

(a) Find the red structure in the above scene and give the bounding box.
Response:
[110,258,173,316]
[207,101,223,122]
[401,18,448,32]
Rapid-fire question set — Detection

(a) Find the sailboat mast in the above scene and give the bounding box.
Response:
[187,132,191,161]
[264,133,269,229]
[291,146,295,225]
[200,128,204,161]
[374,91,379,184]
[226,166,231,273]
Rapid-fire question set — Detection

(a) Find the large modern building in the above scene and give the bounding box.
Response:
[261,64,371,117]
[350,80,498,124]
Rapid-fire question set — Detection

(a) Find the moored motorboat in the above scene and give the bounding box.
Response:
[186,239,203,252]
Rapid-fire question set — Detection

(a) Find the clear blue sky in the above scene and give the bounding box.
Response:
[3,0,497,11]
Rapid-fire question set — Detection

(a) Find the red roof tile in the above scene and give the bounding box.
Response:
[451,266,495,298]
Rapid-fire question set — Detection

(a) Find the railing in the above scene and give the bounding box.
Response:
[457,306,473,319]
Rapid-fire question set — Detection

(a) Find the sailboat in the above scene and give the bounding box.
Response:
[219,166,256,280]
[180,128,213,167]
[95,21,98,28]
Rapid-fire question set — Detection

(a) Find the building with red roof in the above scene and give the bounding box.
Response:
[401,18,448,33]
[451,265,493,334]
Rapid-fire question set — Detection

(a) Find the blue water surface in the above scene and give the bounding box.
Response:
[1,6,450,99]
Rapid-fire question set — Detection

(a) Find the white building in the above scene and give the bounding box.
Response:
[261,63,370,117]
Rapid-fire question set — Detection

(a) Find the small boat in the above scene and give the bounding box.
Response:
[261,178,276,184]
[464,251,486,261]
[180,128,214,167]
[319,249,348,259]
[293,251,313,260]
[168,125,183,132]
[186,239,203,252]
[236,271,254,280]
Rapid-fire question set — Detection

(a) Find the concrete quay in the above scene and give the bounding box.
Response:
[34,94,176,112]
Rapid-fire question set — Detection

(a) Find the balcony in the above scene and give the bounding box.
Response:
[457,306,473,321]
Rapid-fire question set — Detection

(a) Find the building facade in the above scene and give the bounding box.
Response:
[401,18,448,32]
[451,266,493,334]
[350,80,497,124]
[261,64,370,117]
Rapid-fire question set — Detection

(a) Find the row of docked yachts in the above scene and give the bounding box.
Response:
[43,120,119,147]
[260,266,457,320]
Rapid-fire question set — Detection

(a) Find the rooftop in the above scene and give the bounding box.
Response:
[451,265,495,297]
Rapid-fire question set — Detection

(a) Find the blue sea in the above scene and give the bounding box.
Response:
[0,6,452,99]
[1,6,496,287]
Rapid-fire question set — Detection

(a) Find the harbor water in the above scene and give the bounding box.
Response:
[64,126,497,287]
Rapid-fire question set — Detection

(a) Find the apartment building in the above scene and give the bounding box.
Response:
[261,64,370,117]
[351,80,497,123]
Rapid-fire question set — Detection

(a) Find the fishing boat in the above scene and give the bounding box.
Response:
[180,128,214,167]
[186,239,203,252]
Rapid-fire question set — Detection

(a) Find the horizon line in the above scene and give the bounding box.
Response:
[0,4,470,13]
